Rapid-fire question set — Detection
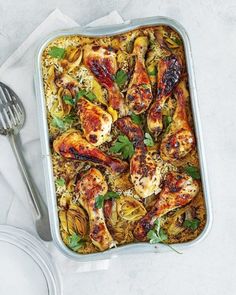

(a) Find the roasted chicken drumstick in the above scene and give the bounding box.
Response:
[126,36,153,114]
[75,168,114,251]
[53,130,128,173]
[115,116,161,198]
[160,80,195,162]
[147,55,181,138]
[134,171,199,241]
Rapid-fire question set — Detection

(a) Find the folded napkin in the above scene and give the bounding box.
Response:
[0,8,123,276]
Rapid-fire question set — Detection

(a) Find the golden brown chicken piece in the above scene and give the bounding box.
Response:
[160,80,195,162]
[147,55,182,138]
[115,116,161,198]
[133,171,199,241]
[83,45,126,115]
[77,98,112,146]
[126,37,153,114]
[115,116,144,147]
[53,130,128,173]
[75,168,114,251]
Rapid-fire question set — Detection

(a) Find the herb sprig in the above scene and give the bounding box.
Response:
[110,135,135,159]
[114,69,128,89]
[184,218,200,230]
[144,132,154,147]
[95,191,120,209]
[48,46,65,59]
[130,113,143,126]
[184,165,201,179]
[147,218,182,254]
[55,178,65,187]
[68,233,85,251]
[77,90,97,102]
[51,114,76,130]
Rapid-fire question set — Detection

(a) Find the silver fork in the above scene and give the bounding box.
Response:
[0,81,52,241]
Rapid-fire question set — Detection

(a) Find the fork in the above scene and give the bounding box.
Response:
[0,81,52,241]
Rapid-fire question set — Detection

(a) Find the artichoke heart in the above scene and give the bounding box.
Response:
[117,196,146,221]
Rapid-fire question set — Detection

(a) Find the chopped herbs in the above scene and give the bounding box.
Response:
[115,69,128,89]
[184,165,201,179]
[172,37,182,46]
[163,115,172,129]
[95,191,120,209]
[48,46,65,59]
[51,114,76,130]
[148,67,157,76]
[55,178,65,187]
[110,135,135,159]
[130,113,143,126]
[184,218,200,230]
[77,90,96,102]
[63,95,75,106]
[68,233,84,251]
[144,132,154,147]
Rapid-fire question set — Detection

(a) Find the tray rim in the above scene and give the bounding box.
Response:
[34,15,213,261]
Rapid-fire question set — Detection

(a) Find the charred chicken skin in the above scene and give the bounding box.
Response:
[53,130,128,173]
[126,36,153,114]
[147,55,181,138]
[160,80,195,162]
[115,116,161,198]
[75,168,114,251]
[83,45,126,115]
[134,171,199,241]
[77,97,112,146]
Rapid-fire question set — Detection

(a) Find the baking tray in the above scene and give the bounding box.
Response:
[34,16,212,261]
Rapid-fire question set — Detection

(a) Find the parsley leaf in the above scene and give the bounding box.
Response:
[184,218,200,230]
[144,132,154,147]
[52,116,65,129]
[48,46,65,59]
[184,165,201,179]
[63,95,75,106]
[130,113,143,126]
[172,37,182,46]
[110,135,135,159]
[148,67,157,76]
[77,90,96,102]
[51,114,76,130]
[68,233,84,251]
[115,69,128,89]
[163,115,172,129]
[55,178,65,187]
[147,218,168,244]
[95,191,120,209]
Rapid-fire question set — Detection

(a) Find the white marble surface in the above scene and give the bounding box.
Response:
[0,0,236,294]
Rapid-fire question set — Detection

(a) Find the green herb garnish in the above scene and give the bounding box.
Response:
[172,37,182,46]
[184,218,200,230]
[51,114,76,130]
[184,165,201,179]
[163,115,172,129]
[51,116,65,129]
[48,46,65,59]
[130,113,143,126]
[95,191,120,209]
[55,178,65,187]
[144,132,154,147]
[110,135,135,159]
[147,218,182,254]
[68,233,84,251]
[77,90,96,102]
[148,68,157,76]
[63,95,75,106]
[115,69,128,89]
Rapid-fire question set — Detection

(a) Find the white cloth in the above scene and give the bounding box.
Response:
[0,8,123,276]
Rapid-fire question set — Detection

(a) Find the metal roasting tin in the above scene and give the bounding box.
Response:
[34,16,212,261]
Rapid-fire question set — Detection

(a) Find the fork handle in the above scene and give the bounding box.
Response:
[8,133,45,219]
